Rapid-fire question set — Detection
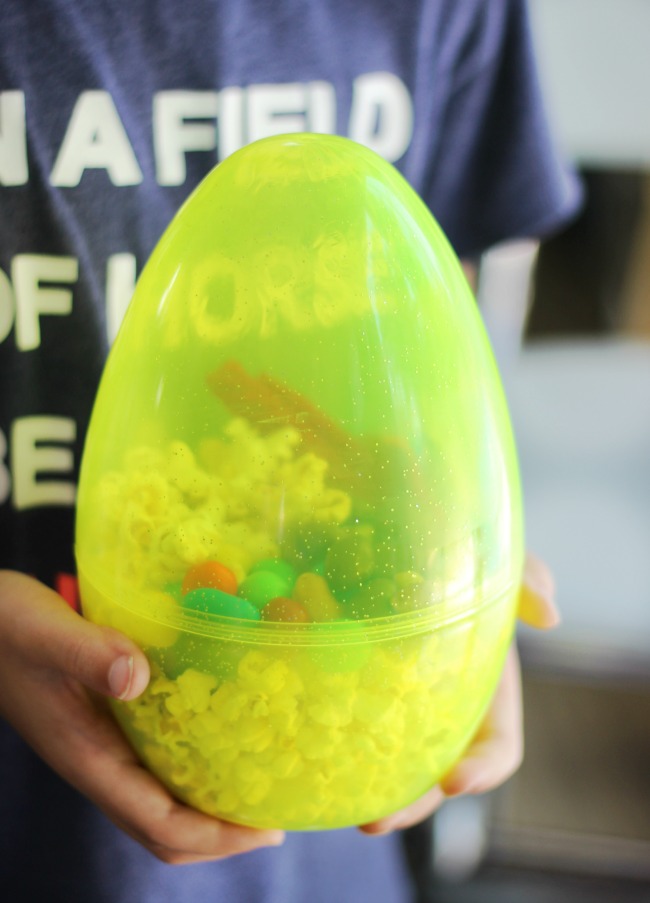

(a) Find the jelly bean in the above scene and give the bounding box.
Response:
[183,587,260,620]
[281,524,335,570]
[250,558,297,589]
[239,571,292,610]
[292,572,341,621]
[162,632,245,680]
[324,524,376,591]
[261,597,311,623]
[346,577,396,619]
[182,560,238,596]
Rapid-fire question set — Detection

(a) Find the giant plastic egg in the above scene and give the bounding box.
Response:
[76,133,523,831]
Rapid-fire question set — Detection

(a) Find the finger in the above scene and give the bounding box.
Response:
[108,772,286,863]
[102,743,286,862]
[440,645,523,797]
[74,717,286,863]
[361,641,525,835]
[518,552,560,629]
[64,707,285,862]
[6,656,284,863]
[0,570,149,700]
[0,573,284,862]
[359,784,446,836]
[361,646,524,836]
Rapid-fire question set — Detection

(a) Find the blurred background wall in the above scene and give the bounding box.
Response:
[428,3,650,900]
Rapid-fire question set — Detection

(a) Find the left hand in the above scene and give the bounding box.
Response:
[359,551,558,835]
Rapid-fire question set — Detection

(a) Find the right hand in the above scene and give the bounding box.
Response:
[0,570,285,864]
[361,552,560,835]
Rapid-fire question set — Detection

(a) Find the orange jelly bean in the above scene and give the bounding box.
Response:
[261,596,311,623]
[182,560,238,596]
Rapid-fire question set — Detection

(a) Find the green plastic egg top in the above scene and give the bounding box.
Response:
[75,134,523,831]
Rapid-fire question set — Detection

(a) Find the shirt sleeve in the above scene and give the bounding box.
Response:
[424,0,583,259]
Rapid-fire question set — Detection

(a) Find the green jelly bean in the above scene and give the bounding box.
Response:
[183,588,261,620]
[239,571,292,610]
[324,524,377,591]
[250,558,297,588]
[346,577,396,619]
[281,524,335,570]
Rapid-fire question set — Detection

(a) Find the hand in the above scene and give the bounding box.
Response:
[0,570,285,864]
[359,551,559,835]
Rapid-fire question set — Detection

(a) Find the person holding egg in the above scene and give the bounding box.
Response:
[0,2,578,901]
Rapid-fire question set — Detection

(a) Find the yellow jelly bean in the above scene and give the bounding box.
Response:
[292,572,341,621]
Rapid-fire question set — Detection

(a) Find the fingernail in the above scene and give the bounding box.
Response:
[443,779,477,798]
[365,826,394,836]
[108,655,134,699]
[362,819,399,836]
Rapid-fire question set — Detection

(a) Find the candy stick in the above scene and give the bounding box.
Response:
[206,361,422,508]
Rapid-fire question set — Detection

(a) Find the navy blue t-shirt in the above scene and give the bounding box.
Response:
[0,2,580,901]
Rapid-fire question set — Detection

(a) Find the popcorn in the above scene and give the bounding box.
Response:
[176,669,217,713]
[114,626,502,831]
[93,418,352,590]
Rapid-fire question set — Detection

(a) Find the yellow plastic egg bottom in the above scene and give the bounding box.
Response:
[81,572,515,831]
[78,412,518,830]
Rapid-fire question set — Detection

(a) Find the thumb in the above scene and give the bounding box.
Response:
[0,570,150,700]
